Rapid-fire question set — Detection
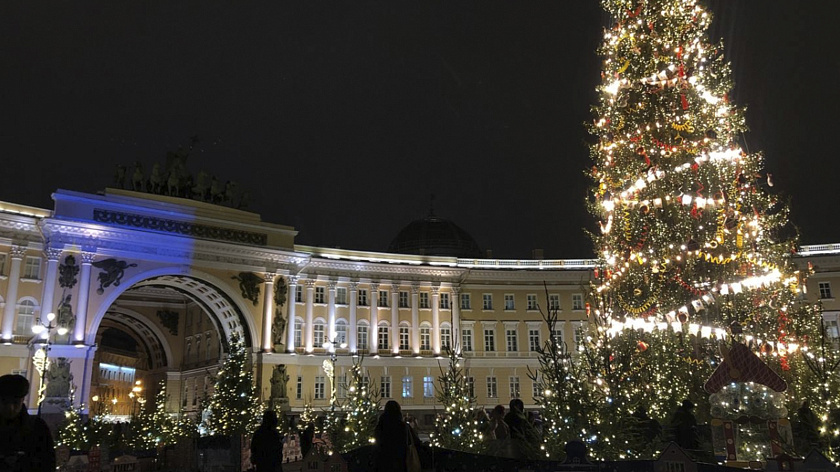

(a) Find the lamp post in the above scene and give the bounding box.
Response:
[322,337,347,413]
[31,311,69,417]
[129,380,143,420]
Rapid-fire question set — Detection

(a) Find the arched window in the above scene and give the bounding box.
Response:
[356,320,369,350]
[313,318,326,347]
[440,322,452,351]
[14,299,36,335]
[398,322,411,350]
[335,319,347,345]
[294,317,303,347]
[420,322,432,351]
[377,321,390,350]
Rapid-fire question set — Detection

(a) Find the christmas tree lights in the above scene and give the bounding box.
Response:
[431,348,486,453]
[332,356,380,453]
[201,332,263,436]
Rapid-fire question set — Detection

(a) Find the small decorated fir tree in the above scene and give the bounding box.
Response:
[431,348,485,452]
[333,356,380,453]
[201,332,262,436]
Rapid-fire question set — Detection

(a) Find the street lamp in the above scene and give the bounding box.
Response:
[129,380,143,420]
[322,337,347,412]
[31,311,69,416]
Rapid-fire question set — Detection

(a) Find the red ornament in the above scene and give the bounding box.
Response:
[680,93,689,110]
[637,341,649,352]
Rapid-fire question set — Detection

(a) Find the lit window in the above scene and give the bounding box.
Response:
[402,376,413,398]
[460,293,471,310]
[314,376,326,399]
[482,294,493,310]
[335,320,347,345]
[504,294,515,310]
[296,376,303,399]
[462,329,473,352]
[423,376,434,398]
[440,327,451,350]
[313,323,326,347]
[294,320,302,347]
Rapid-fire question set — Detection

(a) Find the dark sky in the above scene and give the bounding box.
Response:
[2,1,838,259]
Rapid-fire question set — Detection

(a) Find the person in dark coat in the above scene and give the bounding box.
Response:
[251,410,283,472]
[0,374,55,472]
[671,399,699,450]
[374,400,419,472]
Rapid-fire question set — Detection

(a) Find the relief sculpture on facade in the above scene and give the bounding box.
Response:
[92,258,138,294]
[59,254,79,289]
[232,271,263,306]
[45,357,73,399]
[273,277,288,348]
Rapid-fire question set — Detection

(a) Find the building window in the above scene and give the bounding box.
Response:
[381,376,391,398]
[666,462,686,472]
[315,286,325,304]
[504,294,515,310]
[14,300,35,335]
[460,293,471,310]
[358,290,368,306]
[379,290,389,307]
[0,254,6,275]
[336,320,347,345]
[486,377,497,398]
[420,292,430,309]
[295,286,303,303]
[820,282,833,299]
[206,336,212,361]
[357,325,369,350]
[484,328,495,352]
[548,294,560,310]
[551,329,563,347]
[399,326,410,350]
[510,377,520,398]
[378,325,390,350]
[462,329,473,352]
[296,376,303,399]
[313,323,326,347]
[482,294,493,310]
[294,320,302,347]
[574,324,586,351]
[399,291,409,308]
[336,287,347,305]
[423,376,434,398]
[420,326,431,350]
[402,376,413,398]
[572,294,584,310]
[440,327,451,350]
[532,379,541,399]
[314,376,326,399]
[440,293,450,309]
[506,329,518,352]
[23,256,41,279]
[529,329,541,352]
[466,377,475,397]
[183,384,189,407]
[338,374,347,399]
[527,294,538,311]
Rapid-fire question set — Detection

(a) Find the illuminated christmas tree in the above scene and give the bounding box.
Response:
[57,406,88,450]
[584,0,815,459]
[333,356,380,453]
[201,332,262,436]
[129,381,196,449]
[431,348,485,453]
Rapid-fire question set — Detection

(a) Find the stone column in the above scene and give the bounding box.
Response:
[304,279,315,353]
[285,276,298,353]
[1,245,27,341]
[391,285,400,354]
[369,283,379,353]
[411,285,420,354]
[261,273,275,352]
[73,252,95,344]
[452,287,461,354]
[348,282,358,353]
[40,248,62,325]
[431,285,441,355]
[327,281,337,343]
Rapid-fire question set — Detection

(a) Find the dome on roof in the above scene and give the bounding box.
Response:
[388,215,482,258]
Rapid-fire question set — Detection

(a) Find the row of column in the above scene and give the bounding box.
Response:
[261,275,461,356]
[1,245,93,345]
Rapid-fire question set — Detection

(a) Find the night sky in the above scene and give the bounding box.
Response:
[2,1,838,259]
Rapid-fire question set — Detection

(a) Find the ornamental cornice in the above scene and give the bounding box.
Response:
[304,257,466,281]
[44,247,63,261]
[10,245,28,258]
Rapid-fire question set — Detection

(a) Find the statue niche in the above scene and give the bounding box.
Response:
[272,277,288,347]
[58,255,79,289]
[232,272,263,306]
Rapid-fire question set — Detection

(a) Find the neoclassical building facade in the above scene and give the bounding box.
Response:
[0,188,838,428]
